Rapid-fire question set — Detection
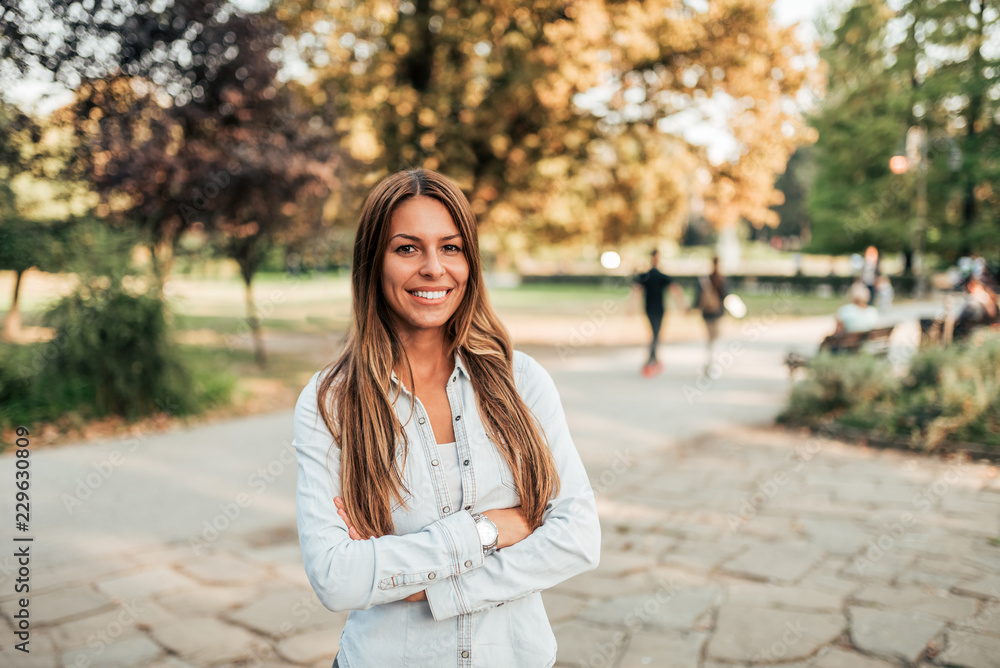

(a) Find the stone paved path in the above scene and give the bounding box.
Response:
[2,316,999,667]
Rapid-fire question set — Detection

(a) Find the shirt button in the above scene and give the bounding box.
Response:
[461,651,469,658]
[418,417,425,424]
[464,559,473,567]
[428,572,436,580]
[497,602,504,606]
[463,459,470,466]
[464,505,471,510]
[455,415,461,421]
[431,459,439,466]
[442,506,451,513]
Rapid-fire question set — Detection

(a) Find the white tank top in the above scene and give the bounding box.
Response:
[436,441,463,508]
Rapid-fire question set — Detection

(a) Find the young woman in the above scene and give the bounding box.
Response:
[292,169,601,668]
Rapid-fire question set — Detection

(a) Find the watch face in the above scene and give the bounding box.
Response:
[477,518,498,544]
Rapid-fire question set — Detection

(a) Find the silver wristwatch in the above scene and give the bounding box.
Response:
[472,513,499,556]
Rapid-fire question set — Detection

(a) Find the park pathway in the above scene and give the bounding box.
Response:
[2,315,1000,668]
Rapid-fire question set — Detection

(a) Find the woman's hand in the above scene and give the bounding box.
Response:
[482,507,532,549]
[334,496,370,541]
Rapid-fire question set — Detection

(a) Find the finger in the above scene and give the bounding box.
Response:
[349,526,361,540]
[334,496,345,509]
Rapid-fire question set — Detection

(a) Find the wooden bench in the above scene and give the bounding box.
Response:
[785,326,895,378]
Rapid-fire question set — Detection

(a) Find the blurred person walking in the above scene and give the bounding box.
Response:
[632,249,688,377]
[692,257,727,374]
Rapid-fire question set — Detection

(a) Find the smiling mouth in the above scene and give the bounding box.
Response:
[407,289,452,301]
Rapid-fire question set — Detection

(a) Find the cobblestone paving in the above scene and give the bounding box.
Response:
[2,330,999,667]
[3,425,998,668]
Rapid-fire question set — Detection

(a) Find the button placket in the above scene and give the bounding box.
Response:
[450,378,478,513]
[410,396,452,520]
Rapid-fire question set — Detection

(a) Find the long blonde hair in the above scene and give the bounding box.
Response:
[316,169,559,537]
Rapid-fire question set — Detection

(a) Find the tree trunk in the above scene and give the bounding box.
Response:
[1,269,24,341]
[243,275,267,368]
[149,240,177,297]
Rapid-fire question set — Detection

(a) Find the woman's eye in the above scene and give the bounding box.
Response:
[444,244,462,253]
[395,244,416,254]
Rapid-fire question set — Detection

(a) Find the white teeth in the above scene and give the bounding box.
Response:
[411,290,448,299]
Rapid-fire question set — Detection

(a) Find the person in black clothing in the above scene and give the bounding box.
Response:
[632,250,688,375]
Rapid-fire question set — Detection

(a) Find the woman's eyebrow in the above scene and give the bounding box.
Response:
[390,233,462,242]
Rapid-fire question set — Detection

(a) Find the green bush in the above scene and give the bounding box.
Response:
[0,284,235,431]
[781,332,1000,450]
[780,352,898,423]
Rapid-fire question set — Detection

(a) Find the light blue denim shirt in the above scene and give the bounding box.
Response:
[293,350,601,668]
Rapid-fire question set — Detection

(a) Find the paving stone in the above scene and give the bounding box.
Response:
[144,660,197,668]
[274,560,314,588]
[952,574,1000,601]
[613,533,677,558]
[151,616,270,664]
[226,587,344,637]
[962,549,1000,574]
[841,550,914,582]
[551,620,627,668]
[96,567,198,600]
[721,542,824,583]
[811,646,896,668]
[175,553,268,585]
[706,604,843,662]
[47,598,174,649]
[31,557,138,594]
[938,630,1000,668]
[242,542,305,564]
[126,544,197,567]
[850,585,978,621]
[1,585,114,626]
[618,630,707,668]
[659,540,744,574]
[542,591,587,624]
[59,633,163,668]
[725,583,842,612]
[551,570,653,600]
[276,627,340,665]
[847,606,945,663]
[578,586,722,630]
[154,583,262,616]
[797,518,873,556]
[596,551,656,577]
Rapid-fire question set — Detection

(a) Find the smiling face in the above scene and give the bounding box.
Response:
[381,196,470,339]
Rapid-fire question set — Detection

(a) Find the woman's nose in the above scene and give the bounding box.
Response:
[420,251,444,277]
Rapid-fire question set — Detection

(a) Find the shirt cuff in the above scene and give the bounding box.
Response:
[425,574,464,620]
[425,510,483,620]
[439,509,484,574]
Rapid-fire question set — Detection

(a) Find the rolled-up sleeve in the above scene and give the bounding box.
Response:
[294,372,485,612]
[424,354,601,621]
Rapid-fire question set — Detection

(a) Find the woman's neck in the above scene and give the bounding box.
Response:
[396,329,454,390]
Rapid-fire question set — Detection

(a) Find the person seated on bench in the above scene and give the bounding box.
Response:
[953,277,999,340]
[834,282,879,335]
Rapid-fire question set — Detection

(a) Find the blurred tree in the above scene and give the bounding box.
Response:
[807,0,999,260]
[281,0,814,260]
[0,101,63,341]
[4,1,339,365]
[807,0,917,257]
[769,146,815,243]
[909,0,1000,258]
